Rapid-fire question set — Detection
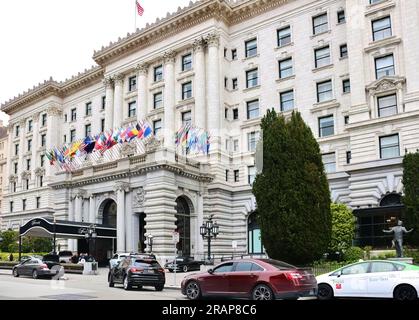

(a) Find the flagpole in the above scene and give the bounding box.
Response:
[134,0,137,32]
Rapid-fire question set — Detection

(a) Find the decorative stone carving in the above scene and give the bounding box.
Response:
[21,170,31,179]
[144,136,162,152]
[32,113,40,122]
[46,104,62,116]
[366,76,406,94]
[75,189,87,199]
[163,50,177,64]
[121,142,136,157]
[136,63,149,75]
[206,32,220,48]
[8,175,18,183]
[34,167,45,177]
[103,76,114,88]
[192,38,206,52]
[112,73,124,85]
[19,119,26,127]
[133,187,146,208]
[113,182,130,193]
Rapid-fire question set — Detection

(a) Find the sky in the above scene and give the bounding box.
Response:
[0,0,193,124]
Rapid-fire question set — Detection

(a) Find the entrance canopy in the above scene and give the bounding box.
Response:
[20,217,116,239]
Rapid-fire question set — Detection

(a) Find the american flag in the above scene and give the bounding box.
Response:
[136,1,144,16]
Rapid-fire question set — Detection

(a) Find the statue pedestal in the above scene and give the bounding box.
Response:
[386,257,414,264]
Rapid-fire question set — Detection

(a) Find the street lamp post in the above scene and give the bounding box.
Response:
[81,225,97,257]
[200,215,219,263]
[146,234,154,253]
[53,217,57,255]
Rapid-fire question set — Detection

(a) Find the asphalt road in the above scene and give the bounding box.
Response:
[0,268,185,300]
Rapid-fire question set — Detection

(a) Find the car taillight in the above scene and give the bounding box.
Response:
[130,267,143,273]
[285,272,303,280]
[158,268,165,273]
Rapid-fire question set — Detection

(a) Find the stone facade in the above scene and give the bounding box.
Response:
[1,0,419,257]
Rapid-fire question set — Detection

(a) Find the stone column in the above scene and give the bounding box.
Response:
[89,195,96,223]
[67,196,75,251]
[5,125,13,189]
[136,63,149,121]
[104,77,114,130]
[193,38,207,130]
[31,113,39,169]
[74,191,84,222]
[125,191,134,252]
[163,50,176,149]
[113,74,124,128]
[18,119,25,178]
[206,32,221,150]
[114,182,130,253]
[45,104,62,180]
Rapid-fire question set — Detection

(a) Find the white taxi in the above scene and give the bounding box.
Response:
[316,260,419,300]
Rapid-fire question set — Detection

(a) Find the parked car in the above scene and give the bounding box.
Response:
[19,255,43,262]
[165,256,204,272]
[181,258,317,300]
[77,255,96,265]
[108,253,156,269]
[12,257,61,279]
[316,260,419,301]
[58,251,73,264]
[108,256,165,291]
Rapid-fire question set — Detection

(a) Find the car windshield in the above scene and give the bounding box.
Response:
[59,251,72,256]
[133,260,160,268]
[176,258,184,262]
[260,259,296,270]
[43,255,59,262]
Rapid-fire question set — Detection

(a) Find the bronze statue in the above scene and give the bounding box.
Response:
[383,220,413,258]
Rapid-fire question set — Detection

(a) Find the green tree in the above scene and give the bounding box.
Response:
[0,230,19,252]
[253,110,332,265]
[329,203,355,253]
[22,237,53,253]
[402,152,419,245]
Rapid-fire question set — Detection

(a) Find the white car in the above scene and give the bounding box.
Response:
[109,253,130,269]
[316,260,419,301]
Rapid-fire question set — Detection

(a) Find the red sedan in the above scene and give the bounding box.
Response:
[181,258,317,300]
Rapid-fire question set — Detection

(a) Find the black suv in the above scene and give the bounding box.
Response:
[108,256,165,291]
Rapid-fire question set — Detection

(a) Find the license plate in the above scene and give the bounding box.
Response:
[146,269,154,274]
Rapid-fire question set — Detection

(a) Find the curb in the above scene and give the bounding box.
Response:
[164,286,181,290]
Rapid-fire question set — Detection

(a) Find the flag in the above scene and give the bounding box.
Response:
[136,1,144,16]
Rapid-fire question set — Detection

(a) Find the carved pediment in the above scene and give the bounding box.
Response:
[366,76,406,94]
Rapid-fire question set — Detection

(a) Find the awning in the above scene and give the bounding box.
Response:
[19,217,116,239]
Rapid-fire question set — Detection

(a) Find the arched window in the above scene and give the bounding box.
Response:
[175,197,191,256]
[102,200,117,228]
[248,212,263,254]
[380,193,402,207]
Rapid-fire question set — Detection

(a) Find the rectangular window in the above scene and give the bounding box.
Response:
[280,90,294,112]
[71,108,77,121]
[182,111,192,126]
[344,115,349,125]
[224,48,227,58]
[337,10,346,23]
[12,183,16,193]
[39,176,43,187]
[313,13,328,35]
[247,100,260,120]
[63,135,67,143]
[340,44,348,58]
[233,139,239,152]
[225,170,229,182]
[70,129,76,143]
[370,0,384,5]
[346,151,352,164]
[154,65,163,82]
[375,54,395,79]
[319,115,334,137]
[41,114,47,126]
[10,201,13,213]
[14,162,18,174]
[246,68,258,88]
[27,139,32,152]
[85,102,92,116]
[64,114,68,123]
[128,101,137,118]
[153,92,163,109]
[245,38,257,58]
[225,108,228,119]
[248,131,260,152]
[372,16,392,41]
[41,135,46,148]
[343,79,351,93]
[322,153,336,173]
[225,139,230,151]
[101,119,105,132]
[102,96,106,110]
[317,80,333,102]
[40,155,45,167]
[28,120,33,132]
[15,144,19,156]
[153,119,162,136]
[234,170,239,182]
[378,94,397,117]
[380,134,400,159]
[129,76,137,92]
[85,124,92,137]
[231,49,237,60]
[182,54,192,71]
[22,199,26,211]
[248,166,256,185]
[36,197,41,209]
[315,46,331,68]
[232,78,238,90]
[277,26,291,47]
[182,82,192,100]
[26,159,31,170]
[224,77,228,89]
[279,58,293,78]
[15,125,20,137]
[233,108,239,120]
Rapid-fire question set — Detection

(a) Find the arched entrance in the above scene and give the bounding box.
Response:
[248,211,263,254]
[175,196,192,256]
[102,200,117,228]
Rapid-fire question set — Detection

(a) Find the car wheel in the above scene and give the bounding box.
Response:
[185,281,202,300]
[317,284,334,300]
[183,265,188,273]
[394,284,417,301]
[123,276,132,291]
[155,285,164,291]
[13,268,19,277]
[108,274,115,287]
[32,269,38,280]
[252,284,274,300]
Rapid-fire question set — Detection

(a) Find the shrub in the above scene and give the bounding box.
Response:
[343,246,364,262]
[329,203,355,253]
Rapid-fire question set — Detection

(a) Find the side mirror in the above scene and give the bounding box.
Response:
[208,269,214,274]
[337,271,342,278]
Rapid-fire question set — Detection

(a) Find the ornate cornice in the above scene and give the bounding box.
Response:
[136,63,149,75]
